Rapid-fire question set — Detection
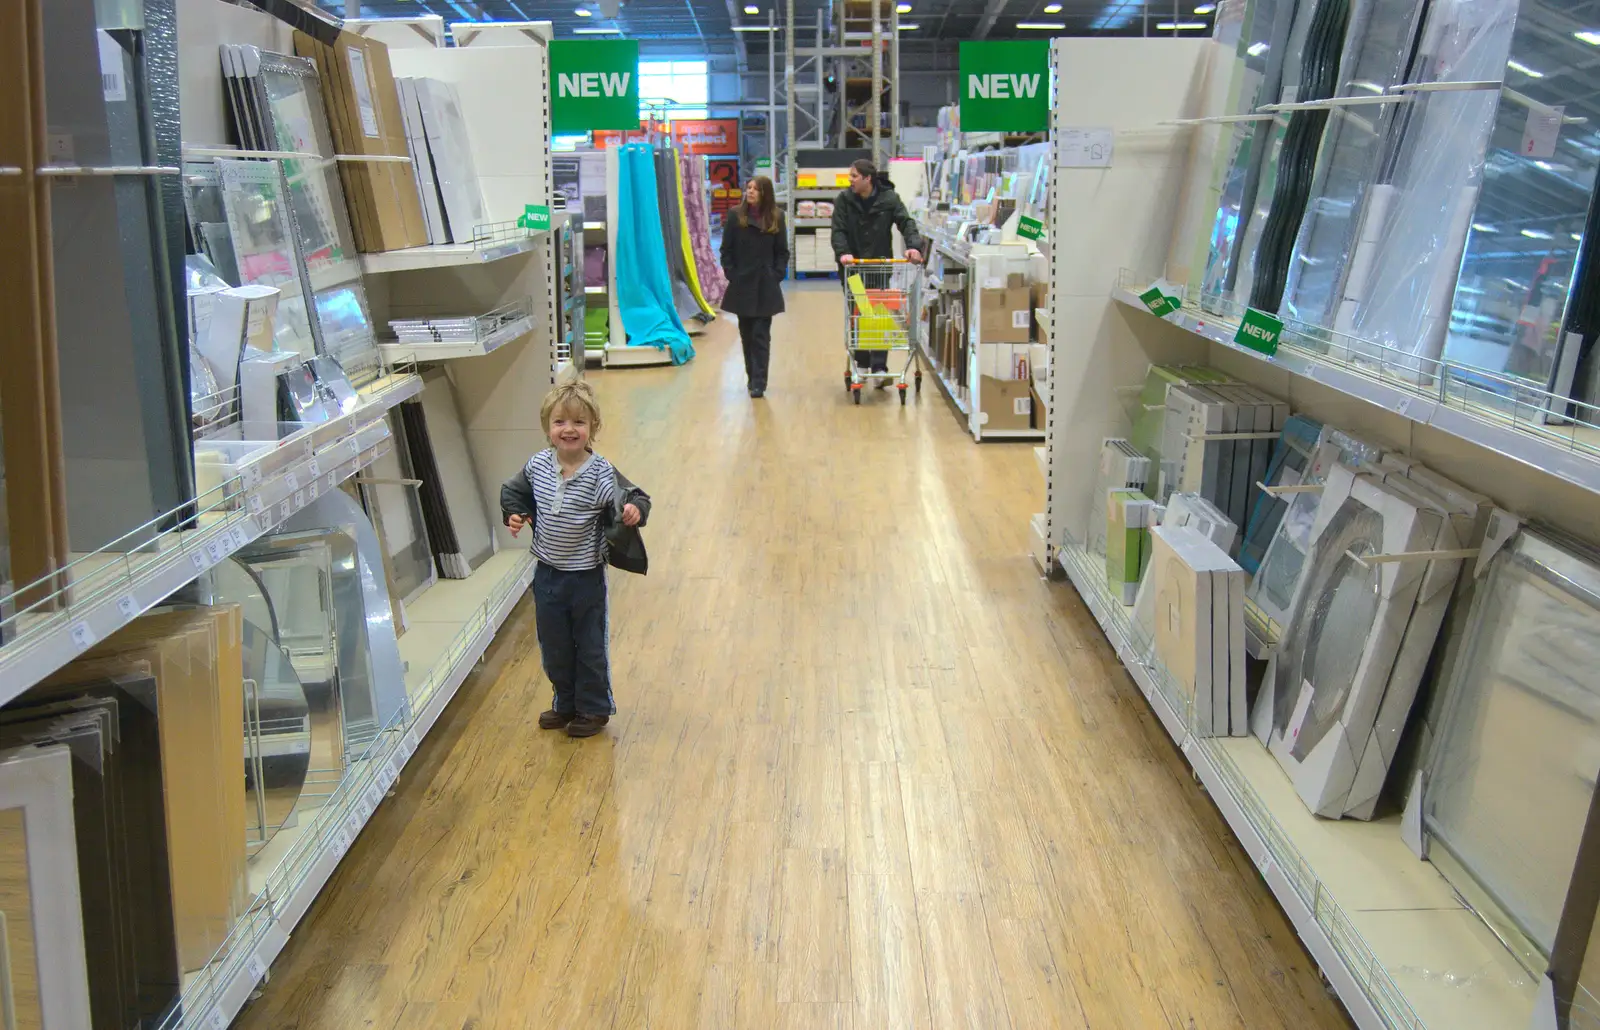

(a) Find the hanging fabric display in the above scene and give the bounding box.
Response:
[653,145,705,325]
[616,143,694,363]
[683,153,728,306]
[673,153,718,319]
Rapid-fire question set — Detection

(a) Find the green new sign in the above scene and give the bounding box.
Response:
[550,40,639,132]
[959,40,1049,133]
[1017,215,1045,241]
[519,204,551,231]
[1139,286,1180,318]
[1235,307,1284,355]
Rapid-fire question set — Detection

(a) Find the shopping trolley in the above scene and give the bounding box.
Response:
[842,259,923,405]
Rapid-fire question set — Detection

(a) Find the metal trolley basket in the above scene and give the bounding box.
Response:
[842,259,923,405]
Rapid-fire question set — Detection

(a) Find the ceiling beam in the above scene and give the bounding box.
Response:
[973,0,1011,38]
[722,0,751,70]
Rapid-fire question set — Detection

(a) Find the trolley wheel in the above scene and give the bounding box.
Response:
[899,387,907,406]
[853,387,862,405]
[915,370,924,395]
[845,372,853,392]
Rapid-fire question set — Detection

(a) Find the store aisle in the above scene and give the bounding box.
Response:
[237,282,1352,1030]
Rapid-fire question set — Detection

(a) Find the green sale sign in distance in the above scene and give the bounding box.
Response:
[958,40,1049,133]
[549,40,640,132]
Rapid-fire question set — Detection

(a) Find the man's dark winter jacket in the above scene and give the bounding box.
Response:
[499,464,652,575]
[830,177,927,264]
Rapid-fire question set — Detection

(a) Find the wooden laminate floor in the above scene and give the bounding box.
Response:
[237,284,1354,1030]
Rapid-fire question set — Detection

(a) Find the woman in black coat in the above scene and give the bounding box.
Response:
[720,176,789,398]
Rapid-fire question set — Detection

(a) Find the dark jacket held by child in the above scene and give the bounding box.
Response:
[499,467,653,575]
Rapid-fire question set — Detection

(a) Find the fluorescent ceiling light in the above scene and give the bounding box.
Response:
[897,2,912,11]
[574,6,590,13]
[898,22,919,28]
[1576,29,1600,44]
[1247,41,1268,56]
[1507,59,1545,77]
[1521,228,1554,239]
[732,24,775,30]
[1471,223,1498,232]
[1574,232,1585,241]
[744,4,759,12]
[1158,20,1208,28]
[1194,3,1216,11]
[1043,2,1062,9]
[574,25,621,32]
[1018,21,1067,28]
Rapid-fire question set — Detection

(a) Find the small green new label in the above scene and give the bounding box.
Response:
[1235,307,1284,355]
[1017,215,1044,241]
[519,204,551,231]
[1138,286,1180,318]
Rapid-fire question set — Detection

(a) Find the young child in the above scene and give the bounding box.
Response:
[500,371,650,738]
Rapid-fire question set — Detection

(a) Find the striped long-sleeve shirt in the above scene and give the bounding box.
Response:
[523,448,620,571]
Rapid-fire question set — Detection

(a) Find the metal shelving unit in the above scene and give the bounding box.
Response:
[779,0,898,275]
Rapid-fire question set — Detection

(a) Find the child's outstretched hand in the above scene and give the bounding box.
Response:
[507,513,531,537]
[622,503,641,527]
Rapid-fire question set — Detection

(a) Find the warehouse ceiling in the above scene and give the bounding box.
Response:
[312,0,1216,51]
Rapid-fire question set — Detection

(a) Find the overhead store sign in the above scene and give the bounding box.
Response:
[549,40,640,132]
[959,40,1049,133]
[671,118,739,155]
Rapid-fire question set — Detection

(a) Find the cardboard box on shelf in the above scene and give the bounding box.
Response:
[978,286,1033,343]
[980,375,1032,431]
[1030,382,1045,429]
[294,29,429,252]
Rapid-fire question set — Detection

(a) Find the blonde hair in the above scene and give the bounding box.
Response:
[540,366,602,439]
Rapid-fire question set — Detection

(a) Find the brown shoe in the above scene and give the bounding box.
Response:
[566,714,610,738]
[539,709,576,730]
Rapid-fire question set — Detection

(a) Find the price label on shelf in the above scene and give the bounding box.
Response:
[403,729,420,759]
[348,436,361,457]
[284,471,299,492]
[1395,396,1414,419]
[308,458,321,478]
[248,492,264,514]
[244,463,264,489]
[206,1007,229,1030]
[294,490,306,510]
[366,784,384,811]
[190,550,212,574]
[278,500,292,524]
[207,538,228,566]
[246,953,267,983]
[307,481,319,503]
[69,621,97,652]
[232,526,252,551]
[328,472,338,491]
[345,813,364,842]
[117,593,139,619]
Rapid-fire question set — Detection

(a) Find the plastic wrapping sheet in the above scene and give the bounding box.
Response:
[1277,0,1431,326]
[1340,0,1517,371]
[1440,1,1600,395]
[218,159,319,356]
[1221,0,1324,305]
[47,0,195,554]
[1237,0,1352,313]
[1425,527,1600,963]
[250,49,381,383]
[1184,0,1293,299]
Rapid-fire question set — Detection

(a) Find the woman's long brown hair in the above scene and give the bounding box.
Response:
[736,175,781,234]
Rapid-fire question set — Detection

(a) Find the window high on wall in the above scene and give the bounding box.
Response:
[639,60,708,121]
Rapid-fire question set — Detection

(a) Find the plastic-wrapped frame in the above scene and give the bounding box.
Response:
[1425,526,1600,969]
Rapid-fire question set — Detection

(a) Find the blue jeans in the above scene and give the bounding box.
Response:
[533,562,614,716]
